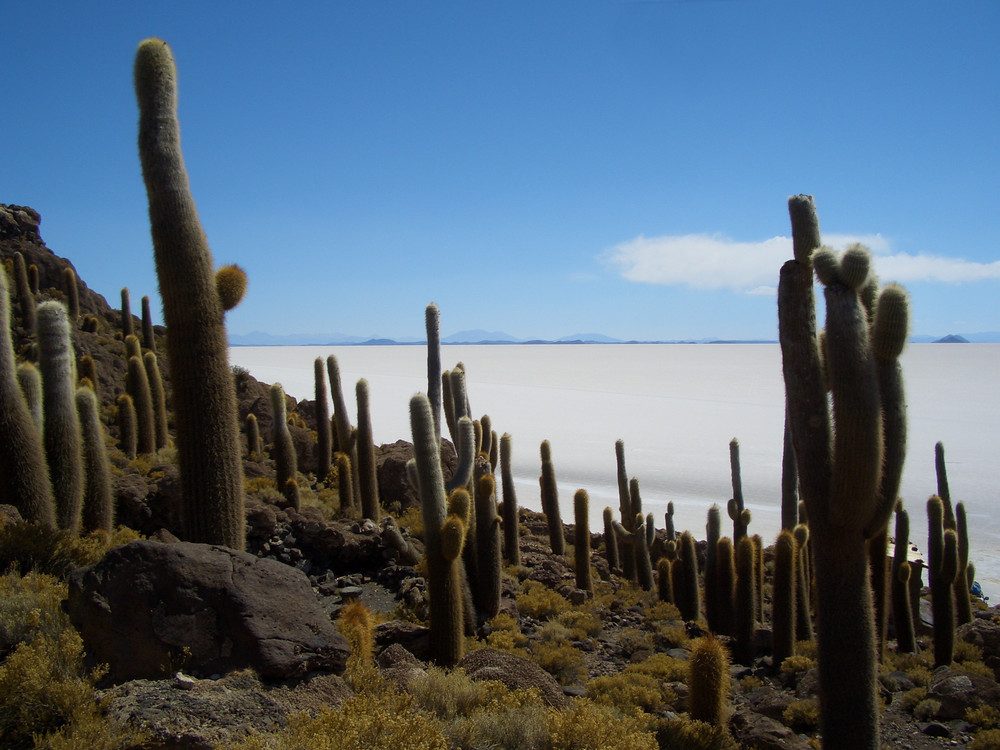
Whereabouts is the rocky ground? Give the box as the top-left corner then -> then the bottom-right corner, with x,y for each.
3,203 -> 1000,749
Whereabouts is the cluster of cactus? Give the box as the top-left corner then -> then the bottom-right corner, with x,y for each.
134,38 -> 246,549
726,439 -> 751,540
778,195 -> 910,749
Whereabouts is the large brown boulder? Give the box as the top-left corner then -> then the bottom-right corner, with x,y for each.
66,539 -> 350,683
459,647 -> 568,708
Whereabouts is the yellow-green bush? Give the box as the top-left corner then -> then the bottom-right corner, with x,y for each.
531,640 -> 586,685
0,521 -> 140,578
653,717 -> 738,750
779,654 -> 817,676
557,609 -> 602,639
972,729 -> 1000,750
445,686 -> 550,749
616,627 -> 654,656
899,686 -> 927,713
586,672 -> 676,714
235,689 -> 448,750
547,699 -> 657,750
408,667 -> 491,722
626,652 -> 689,683
968,705 -> 1000,729
517,580 -> 569,619
0,569 -> 67,655
782,698 -> 820,731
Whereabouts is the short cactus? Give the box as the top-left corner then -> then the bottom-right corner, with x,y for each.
688,635 -> 731,728
603,506 -> 619,571
355,378 -> 380,522
120,287 -> 134,338
474,464 -> 502,616
664,500 -> 676,542
727,438 -> 749,540
539,440 -> 565,556
615,439 -> 636,581
772,529 -> 797,669
890,507 -> 916,653
269,383 -> 298,510
126,354 -> 155,456
245,413 -> 261,460
673,530 -> 701,622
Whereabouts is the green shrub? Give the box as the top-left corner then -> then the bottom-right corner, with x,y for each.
0,521 -> 141,578
547,699 -> 657,750
557,609 -> 602,639
531,640 -> 586,685
653,717 -> 738,750
0,569 -> 68,656
626,652 -> 689,683
408,667 -> 491,721
234,690 -> 449,750
587,672 -> 676,714
517,580 -> 570,619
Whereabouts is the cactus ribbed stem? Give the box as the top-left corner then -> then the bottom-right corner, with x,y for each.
500,433 -> 520,566
355,379 -> 380,522
314,358 -> 331,481
77,387 -> 113,534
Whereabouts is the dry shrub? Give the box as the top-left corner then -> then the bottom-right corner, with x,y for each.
968,705 -> 1000,729
586,671 -> 676,714
516,580 -> 569,619
408,667 -> 491,722
782,698 -> 820,731
531,640 -> 586,685
547,699 -> 657,750
654,717 -> 738,750
972,729 -> 1000,750
557,609 -> 602,639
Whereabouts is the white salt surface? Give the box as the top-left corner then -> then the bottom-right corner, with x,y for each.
230,343 -> 1000,600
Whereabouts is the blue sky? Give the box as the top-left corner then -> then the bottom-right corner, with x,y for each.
4,1 -> 999,341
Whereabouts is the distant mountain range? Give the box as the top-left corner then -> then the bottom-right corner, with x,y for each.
229,330 -> 1000,346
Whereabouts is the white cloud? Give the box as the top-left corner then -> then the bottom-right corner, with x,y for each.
604,232 -> 1000,290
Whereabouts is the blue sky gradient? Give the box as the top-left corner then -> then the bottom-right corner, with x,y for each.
4,1 -> 999,341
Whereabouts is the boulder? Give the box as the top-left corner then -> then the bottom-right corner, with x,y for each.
926,665 -> 1000,720
66,539 -> 350,683
459,647 -> 568,708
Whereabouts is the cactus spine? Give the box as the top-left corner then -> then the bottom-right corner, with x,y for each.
77,386 -> 113,534
135,38 -> 245,549
410,393 -> 467,666
78,355 -> 98,400
269,383 -> 299,510
335,451 -> 354,514
126,354 -> 155,456
144,351 -> 169,450
141,295 -> 156,352
37,301 -> 84,534
355,378 -> 380,522
0,268 -> 54,525
715,537 -> 736,638
688,635 -> 730,727
657,553 -> 674,604
500,433 -> 520,566
665,501 -> 676,542
927,495 -> 958,667
705,504 -> 722,632
779,196 -> 910,749
539,440 -> 565,556
314,358 -> 331,481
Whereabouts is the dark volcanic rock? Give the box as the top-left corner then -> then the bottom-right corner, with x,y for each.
66,539 -> 350,683
459,647 -> 569,708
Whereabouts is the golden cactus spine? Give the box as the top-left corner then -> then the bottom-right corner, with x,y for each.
355,378 -> 380,522
126,354 -> 155,455
573,489 -> 593,594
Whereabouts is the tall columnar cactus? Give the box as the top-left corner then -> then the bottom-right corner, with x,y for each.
63,267 -> 80,322
705,504 -> 722,632
135,38 -> 245,550
13,252 -> 35,331
269,383 -> 299,510
335,451 -> 355,514
245,412 -> 261,460
781,410 -> 799,530
116,393 -> 138,460
409,393 -> 468,666
688,635 -> 731,728
78,355 -> 98,400
752,534 -> 764,622
927,495 -> 958,667
772,529 -> 797,670
890,507 -> 916,653
314,358 -> 331,481
665,501 -> 676,542
16,361 -> 43,435
28,264 -> 39,296
76,386 -> 113,534
120,287 -> 134,338
734,535 -> 756,665
144,351 -> 169,450
327,355 -> 359,503
934,442 -> 956,529
355,378 -> 380,522
603,506 -> 619,571
539,440 -> 565,556
500,433 -> 520,566
0,269 -> 54,525
37,301 -> 84,534
615,439 -> 636,581
793,524 -> 813,643
657,552 -> 674,604
727,438 -> 749,540
673,530 -> 701,622
715,537 -> 736,638
425,303 -> 442,442
141,295 -> 156,352
474,463 -> 502,617
778,195 -> 911,749
124,334 -> 142,362
954,501 -> 973,626
126,354 -> 155,455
